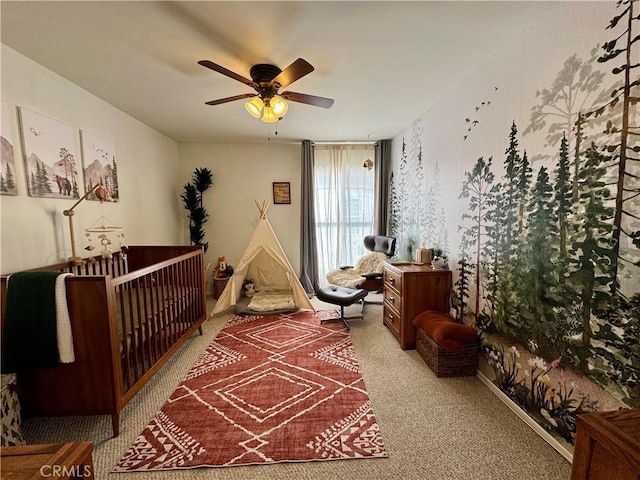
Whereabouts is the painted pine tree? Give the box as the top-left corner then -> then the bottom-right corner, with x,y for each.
521,166 -> 562,357
585,0 -> 640,295
492,122 -> 524,332
567,145 -> 615,372
555,134 -> 573,285
459,156 -> 498,326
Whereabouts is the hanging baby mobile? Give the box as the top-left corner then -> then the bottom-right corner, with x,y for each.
63,183 -> 124,264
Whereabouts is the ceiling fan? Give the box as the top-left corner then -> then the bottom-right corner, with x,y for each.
197,58 -> 334,122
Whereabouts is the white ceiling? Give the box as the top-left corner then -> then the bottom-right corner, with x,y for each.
1,1 -> 557,144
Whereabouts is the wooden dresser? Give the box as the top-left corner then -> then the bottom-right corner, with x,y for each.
571,408 -> 640,480
382,262 -> 452,350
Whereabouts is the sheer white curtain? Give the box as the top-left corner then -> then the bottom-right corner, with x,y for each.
313,144 -> 376,285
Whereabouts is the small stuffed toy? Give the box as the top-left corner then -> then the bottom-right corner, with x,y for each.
242,278 -> 256,297
216,257 -> 227,278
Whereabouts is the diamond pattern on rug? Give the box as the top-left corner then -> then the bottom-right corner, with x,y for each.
185,342 -> 246,381
113,310 -> 387,472
311,336 -> 360,372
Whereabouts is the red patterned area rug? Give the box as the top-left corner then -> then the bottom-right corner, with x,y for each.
113,310 -> 388,471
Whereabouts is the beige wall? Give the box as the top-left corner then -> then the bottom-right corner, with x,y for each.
177,142 -> 302,282
0,46 -> 181,273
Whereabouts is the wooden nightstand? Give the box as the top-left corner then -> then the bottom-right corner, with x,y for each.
1,442 -> 94,479
382,262 -> 452,350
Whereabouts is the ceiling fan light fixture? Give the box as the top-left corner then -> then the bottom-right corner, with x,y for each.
261,105 -> 279,123
245,97 -> 264,118
271,95 -> 288,117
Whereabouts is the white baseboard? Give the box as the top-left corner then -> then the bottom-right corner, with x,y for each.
476,371 -> 574,463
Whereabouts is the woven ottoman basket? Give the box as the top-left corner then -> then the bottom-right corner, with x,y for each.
415,327 -> 478,378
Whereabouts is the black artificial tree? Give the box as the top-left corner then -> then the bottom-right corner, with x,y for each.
181,168 -> 213,252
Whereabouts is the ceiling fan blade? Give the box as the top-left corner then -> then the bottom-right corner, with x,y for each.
198,60 -> 255,87
205,93 -> 256,106
271,58 -> 314,89
281,91 -> 334,108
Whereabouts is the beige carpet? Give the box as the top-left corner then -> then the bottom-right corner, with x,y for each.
21,294 -> 572,479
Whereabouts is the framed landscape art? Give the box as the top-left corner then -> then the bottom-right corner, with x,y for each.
19,107 -> 80,199
80,130 -> 119,202
1,101 -> 18,195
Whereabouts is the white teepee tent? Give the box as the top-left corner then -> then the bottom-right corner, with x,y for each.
211,201 -> 314,316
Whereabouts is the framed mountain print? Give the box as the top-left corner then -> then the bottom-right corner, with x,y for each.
19,107 -> 80,199
81,130 -> 119,202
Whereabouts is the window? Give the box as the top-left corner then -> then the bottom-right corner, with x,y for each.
313,145 -> 375,285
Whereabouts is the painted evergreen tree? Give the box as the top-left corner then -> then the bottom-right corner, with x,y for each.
567,145 -> 615,371
459,156 -> 498,326
493,122 -> 524,332
454,255 -> 473,324
30,171 -> 37,196
517,150 -> 533,233
555,134 -> 573,285
585,0 -> 640,295
0,175 -> 6,192
388,172 -> 401,237
4,163 -> 15,192
397,138 -> 411,257
484,182 -> 504,324
111,156 -> 119,199
520,166 -> 562,357
572,112 -> 586,202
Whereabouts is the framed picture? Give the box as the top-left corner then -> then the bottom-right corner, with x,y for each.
81,130 -> 119,202
19,107 -> 80,199
1,101 -> 18,195
272,182 -> 291,204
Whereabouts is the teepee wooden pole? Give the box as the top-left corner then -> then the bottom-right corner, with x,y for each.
255,200 -> 269,219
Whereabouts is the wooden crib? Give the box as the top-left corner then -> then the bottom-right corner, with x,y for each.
0,245 -> 207,437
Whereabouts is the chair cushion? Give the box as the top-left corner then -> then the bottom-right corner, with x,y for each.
412,311 -> 477,353
317,285 -> 368,306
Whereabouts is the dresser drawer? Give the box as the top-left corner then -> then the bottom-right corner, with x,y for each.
383,267 -> 403,291
383,304 -> 401,339
383,286 -> 402,313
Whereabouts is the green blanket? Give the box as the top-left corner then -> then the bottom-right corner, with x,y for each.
2,271 -> 60,373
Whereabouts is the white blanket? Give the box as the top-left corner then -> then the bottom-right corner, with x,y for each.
247,291 -> 296,312
55,273 -> 75,363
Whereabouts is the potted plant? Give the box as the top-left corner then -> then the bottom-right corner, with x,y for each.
181,168 -> 213,252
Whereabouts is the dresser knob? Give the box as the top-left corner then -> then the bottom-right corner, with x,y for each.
389,297 -> 395,303
389,278 -> 395,285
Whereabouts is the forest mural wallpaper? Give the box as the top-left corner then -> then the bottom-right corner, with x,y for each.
389,1 -> 638,454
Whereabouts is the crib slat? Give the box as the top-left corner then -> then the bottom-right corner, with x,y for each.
117,285 -> 132,390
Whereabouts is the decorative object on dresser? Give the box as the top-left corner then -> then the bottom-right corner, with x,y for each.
570,408 -> 640,480
413,248 -> 434,265
382,262 -> 452,350
413,310 -> 478,377
0,245 -> 207,437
